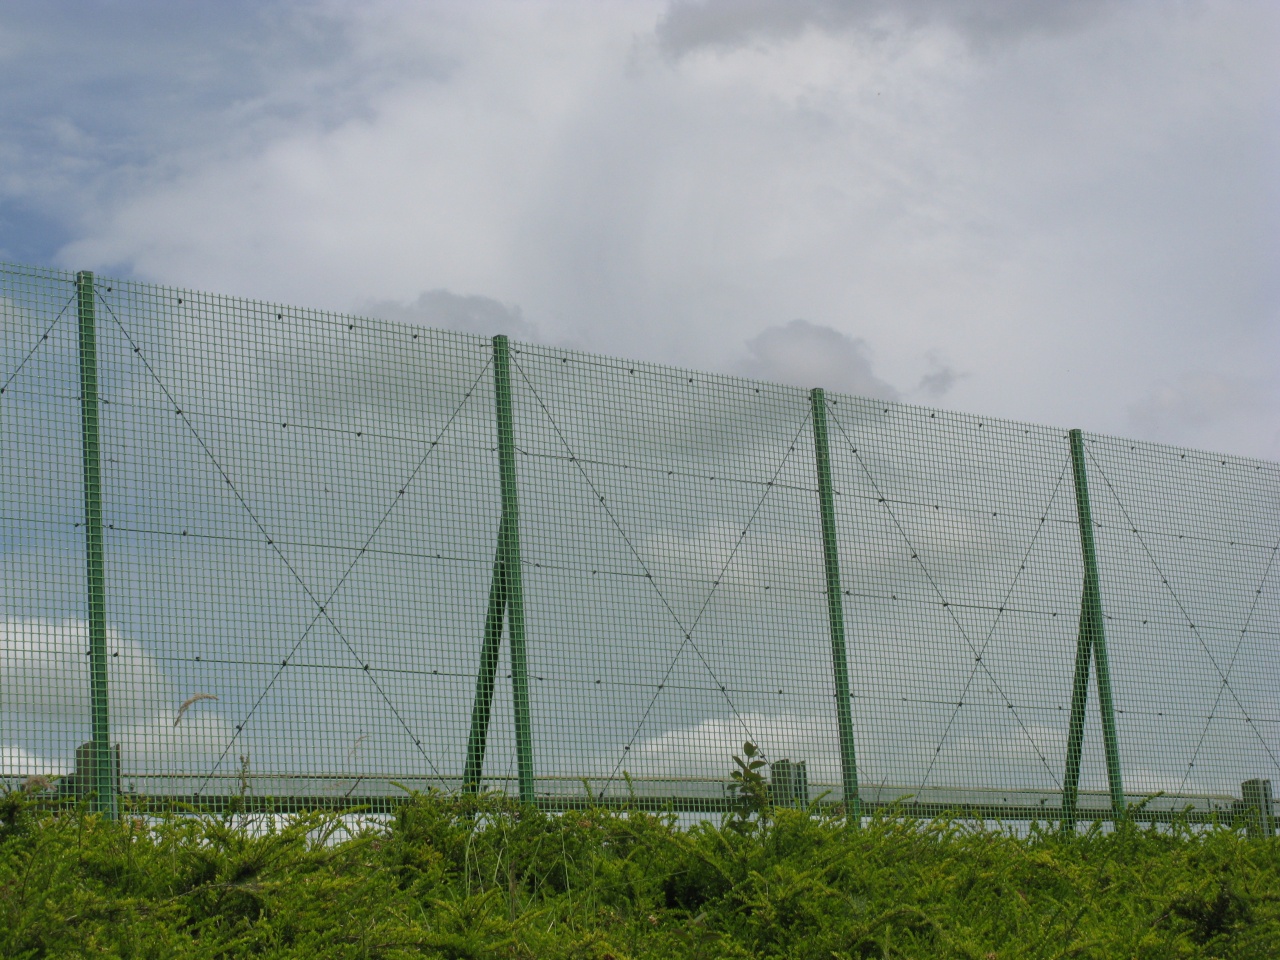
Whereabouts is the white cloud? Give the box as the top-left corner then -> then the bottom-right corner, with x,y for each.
1,618 -> 237,778
0,744 -> 67,778
22,1 -> 1270,458
631,712 -> 841,780
116,714 -> 241,777
1,618 -> 165,724
362,289 -> 537,341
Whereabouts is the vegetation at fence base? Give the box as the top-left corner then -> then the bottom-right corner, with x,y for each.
2,788 -> 1278,959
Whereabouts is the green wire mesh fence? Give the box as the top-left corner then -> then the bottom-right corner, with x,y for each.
2,262 -> 1277,831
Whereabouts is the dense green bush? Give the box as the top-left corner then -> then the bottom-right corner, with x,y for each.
2,786 -> 1277,958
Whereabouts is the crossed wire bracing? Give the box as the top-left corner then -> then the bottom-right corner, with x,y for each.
1078,447 -> 1280,784
825,406 -> 1067,790
508,355 -> 822,785
94,288 -> 491,790
3,263 -> 1279,810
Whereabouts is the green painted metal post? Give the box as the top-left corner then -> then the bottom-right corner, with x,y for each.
1061,600 -> 1093,829
493,336 -> 535,804
1062,429 -> 1125,827
463,534 -> 508,793
76,271 -> 115,819
809,389 -> 861,823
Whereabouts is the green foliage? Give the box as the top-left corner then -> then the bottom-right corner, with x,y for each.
727,741 -> 771,834
1,785 -> 1278,958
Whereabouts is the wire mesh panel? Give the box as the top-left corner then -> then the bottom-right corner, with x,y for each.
501,345 -> 832,807
1,259 -> 1277,825
823,399 -> 1092,816
1081,435 -> 1280,805
1,266 -> 87,790
90,279 -> 498,809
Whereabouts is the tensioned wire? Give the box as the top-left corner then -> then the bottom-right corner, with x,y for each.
5,262 -> 1278,816
0,291 -> 76,397
1076,442 -> 1280,785
94,288 -> 491,789
913,455 -> 1073,792
1177,533 -> 1279,788
825,403 -> 1064,788
599,412 -> 815,784
1084,445 -> 1277,738
509,353 -> 817,783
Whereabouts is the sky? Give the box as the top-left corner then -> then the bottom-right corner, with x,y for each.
3,1 -> 1278,796
1,0 -> 1277,460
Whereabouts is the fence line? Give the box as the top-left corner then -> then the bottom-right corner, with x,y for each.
1,261 -> 1277,831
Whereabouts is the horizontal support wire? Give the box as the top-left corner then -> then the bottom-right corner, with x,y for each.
917,458 -> 1072,792
1080,443 -> 1280,783
825,407 -> 1063,789
5,263 -> 1278,821
94,291 -> 487,789
509,355 -> 815,782
0,290 -> 76,395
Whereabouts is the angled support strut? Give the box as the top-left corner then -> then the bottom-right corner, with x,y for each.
463,336 -> 534,803
1062,428 -> 1124,829
810,389 -> 861,824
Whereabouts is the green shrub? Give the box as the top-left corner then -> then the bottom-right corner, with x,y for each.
1,786 -> 1277,958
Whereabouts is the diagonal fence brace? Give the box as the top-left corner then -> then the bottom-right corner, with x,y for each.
463,336 -> 534,802
1062,428 -> 1125,829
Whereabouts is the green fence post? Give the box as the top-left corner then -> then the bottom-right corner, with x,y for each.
493,335 -> 535,804
809,389 -> 860,824
1061,601 -> 1092,830
76,271 -> 115,819
1062,429 -> 1125,828
463,538 -> 507,794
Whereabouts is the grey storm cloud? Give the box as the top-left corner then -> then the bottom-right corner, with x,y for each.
656,0 -> 1121,54
917,354 -> 962,400
736,320 -> 900,400
1127,371 -> 1280,455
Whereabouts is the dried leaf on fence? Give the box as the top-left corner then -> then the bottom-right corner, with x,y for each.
174,693 -> 218,726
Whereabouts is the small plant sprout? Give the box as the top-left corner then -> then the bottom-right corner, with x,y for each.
728,740 -> 771,832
